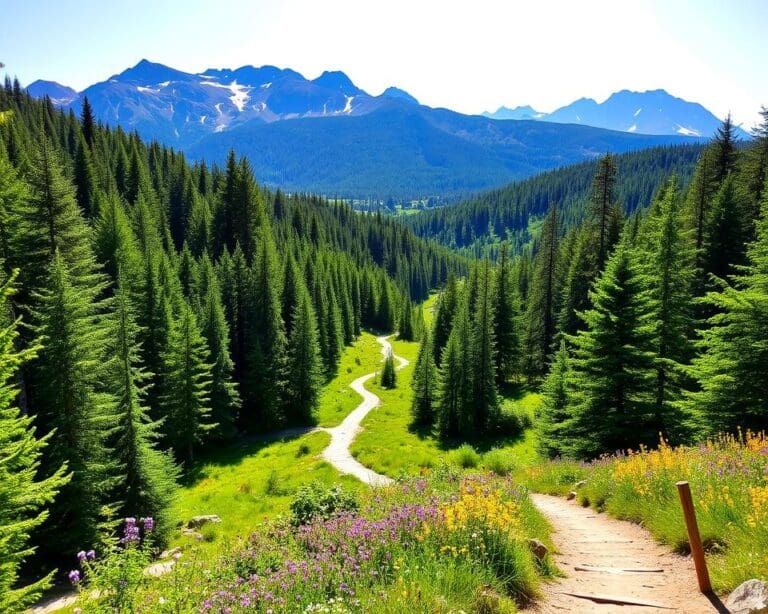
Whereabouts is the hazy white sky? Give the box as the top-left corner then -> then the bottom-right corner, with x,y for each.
2,0 -> 766,128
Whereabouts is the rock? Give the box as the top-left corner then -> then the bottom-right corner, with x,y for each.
567,491 -> 577,500
725,579 -> 768,614
575,480 -> 587,489
187,514 -> 221,529
180,527 -> 203,540
159,546 -> 181,559
527,538 -> 549,561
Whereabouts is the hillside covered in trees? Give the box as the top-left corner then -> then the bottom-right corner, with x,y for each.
410,111 -> 768,459
0,82 -> 467,608
405,144 -> 705,255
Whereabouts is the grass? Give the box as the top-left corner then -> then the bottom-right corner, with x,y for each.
171,430 -> 361,552
316,331 -> 383,427
518,432 -> 768,591
351,336 -> 543,477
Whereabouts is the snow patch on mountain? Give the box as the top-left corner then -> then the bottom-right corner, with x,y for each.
634,108 -> 642,117
675,124 -> 701,137
627,124 -> 637,132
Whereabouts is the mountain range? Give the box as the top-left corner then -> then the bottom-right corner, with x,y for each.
483,89 -> 750,139
26,60 -> 711,199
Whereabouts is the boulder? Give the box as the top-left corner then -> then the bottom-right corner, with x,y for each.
567,491 -> 577,500
159,546 -> 181,560
725,580 -> 768,614
526,538 -> 549,561
187,514 -> 221,529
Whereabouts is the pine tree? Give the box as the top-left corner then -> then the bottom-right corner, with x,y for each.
0,271 -> 68,612
636,179 -> 696,441
380,350 -> 397,389
80,97 -> 96,149
411,329 -> 438,427
199,261 -> 240,440
105,274 -> 178,541
29,252 -> 117,559
398,297 -> 415,341
492,243 -> 521,383
431,272 -> 458,365
471,258 -> 498,431
682,193 -> 768,434
72,135 -> 97,217
0,151 -> 29,270
557,225 -> 598,337
93,192 -> 143,292
523,203 -> 560,378
565,236 -> 656,458
589,153 -> 622,267
161,303 -> 215,466
705,176 -> 747,282
712,113 -> 739,185
536,340 -> 571,458
437,296 -> 473,437
284,282 -> 323,424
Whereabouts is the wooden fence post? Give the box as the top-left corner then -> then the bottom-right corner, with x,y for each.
676,480 -> 712,593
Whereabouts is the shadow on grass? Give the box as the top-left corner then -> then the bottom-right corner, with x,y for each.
181,426 -> 319,487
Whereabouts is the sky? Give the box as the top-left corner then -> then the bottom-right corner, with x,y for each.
1,0 -> 766,128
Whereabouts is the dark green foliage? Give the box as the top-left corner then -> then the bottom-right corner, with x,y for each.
536,341 -> 571,458
106,276 -> 178,542
29,252 -> 117,559
492,243 -> 521,383
431,272 -> 458,364
284,282 -> 323,425
411,330 -> 437,427
471,258 -> 498,431
563,237 -> 656,459
398,297 -> 416,341
380,350 -> 397,389
0,272 -> 68,612
682,195 -> 768,434
589,153 -> 623,268
160,303 -> 215,466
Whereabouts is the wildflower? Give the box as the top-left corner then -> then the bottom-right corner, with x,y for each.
142,516 -> 155,532
68,569 -> 81,585
76,550 -> 87,563
86,549 -> 96,560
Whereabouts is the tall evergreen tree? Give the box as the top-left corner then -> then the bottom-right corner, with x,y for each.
536,340 -> 571,458
398,297 -> 415,341
431,272 -> 458,365
80,97 -> 96,149
471,258 -> 498,431
380,350 -> 397,389
411,329 -> 437,427
564,237 -> 656,458
284,282 -> 323,425
682,193 -> 768,434
589,153 -> 622,267
105,275 -> 178,541
29,252 -> 117,559
492,242 -> 521,383
0,271 -> 68,612
161,304 -> 214,465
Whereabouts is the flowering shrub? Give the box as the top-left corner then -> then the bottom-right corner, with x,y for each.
519,430 -> 768,590
69,474 -> 553,613
69,517 -> 155,613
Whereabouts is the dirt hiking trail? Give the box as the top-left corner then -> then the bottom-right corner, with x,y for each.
531,494 -> 727,613
320,334 -> 408,486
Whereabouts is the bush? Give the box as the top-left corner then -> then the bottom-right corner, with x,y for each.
290,483 -> 359,526
452,444 -> 481,468
483,448 -> 515,476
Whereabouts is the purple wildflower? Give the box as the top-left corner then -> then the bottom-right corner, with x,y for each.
68,569 -> 80,585
76,551 -> 86,563
141,516 -> 155,532
86,549 -> 96,560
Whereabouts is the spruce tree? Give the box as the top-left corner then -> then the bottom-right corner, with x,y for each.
432,272 -> 458,365
471,258 -> 498,431
492,243 -> 521,383
105,274 -> 178,541
161,303 -> 215,466
398,297 -> 415,341
565,236 -> 656,458
589,153 -> 622,267
636,179 -> 696,441
72,135 -> 97,217
537,340 -> 571,458
80,96 -> 96,149
0,271 -> 68,612
199,261 -> 240,440
29,252 -> 117,559
411,329 -> 438,427
380,350 -> 397,389
682,193 -> 768,434
438,295 -> 473,437
284,282 -> 323,424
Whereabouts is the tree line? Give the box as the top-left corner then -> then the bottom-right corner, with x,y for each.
411,112 -> 768,458
0,83 -> 464,609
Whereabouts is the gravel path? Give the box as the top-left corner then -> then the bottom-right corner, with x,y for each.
320,335 -> 408,486
531,494 -> 727,613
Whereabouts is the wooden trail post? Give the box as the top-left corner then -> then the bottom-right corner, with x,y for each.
676,481 -> 712,593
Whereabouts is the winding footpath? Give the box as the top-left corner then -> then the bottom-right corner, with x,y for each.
319,335 -> 408,486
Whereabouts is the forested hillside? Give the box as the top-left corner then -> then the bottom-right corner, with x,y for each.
405,144 -> 704,254
411,110 -> 768,459
0,83 -> 465,607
